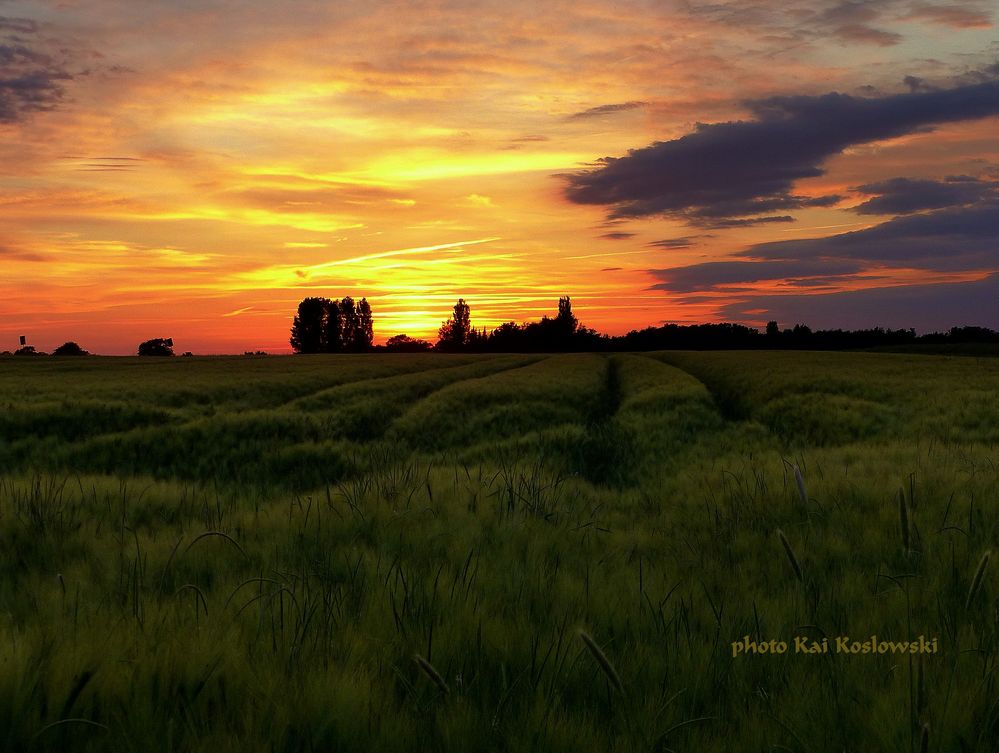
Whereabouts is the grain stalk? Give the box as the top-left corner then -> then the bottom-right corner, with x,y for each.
578,630 -> 624,693
898,487 -> 911,553
916,656 -> 925,720
965,550 -> 990,610
776,529 -> 804,582
413,654 -> 449,694
793,465 -> 807,504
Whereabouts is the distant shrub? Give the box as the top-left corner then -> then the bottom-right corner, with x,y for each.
53,341 -> 88,356
138,338 -> 175,356
385,334 -> 433,352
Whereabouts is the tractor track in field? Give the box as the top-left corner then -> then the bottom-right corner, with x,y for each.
268,356 -> 507,411
327,355 -> 547,443
384,355 -> 552,436
641,352 -> 750,422
569,354 -> 632,486
11,356 -> 546,482
588,354 -> 623,425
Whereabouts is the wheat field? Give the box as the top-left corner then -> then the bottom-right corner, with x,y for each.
1,351 -> 997,752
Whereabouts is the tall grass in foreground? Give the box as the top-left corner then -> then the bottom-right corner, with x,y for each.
0,352 -> 997,752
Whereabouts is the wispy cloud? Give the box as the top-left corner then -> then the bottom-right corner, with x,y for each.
567,101 -> 646,120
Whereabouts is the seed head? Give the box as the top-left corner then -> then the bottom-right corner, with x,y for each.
412,654 -> 449,694
578,630 -> 624,693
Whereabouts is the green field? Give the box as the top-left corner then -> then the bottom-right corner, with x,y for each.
1,351 -> 998,752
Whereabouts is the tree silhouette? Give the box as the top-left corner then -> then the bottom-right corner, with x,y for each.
53,341 -> 88,356
138,338 -> 174,356
321,298 -> 343,353
290,297 -> 327,353
555,296 -> 578,337
385,334 -> 432,352
356,298 -> 374,351
339,297 -> 359,352
437,298 -> 471,351
290,295 -> 375,353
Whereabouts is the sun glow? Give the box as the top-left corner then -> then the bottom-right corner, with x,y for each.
2,0 -> 997,353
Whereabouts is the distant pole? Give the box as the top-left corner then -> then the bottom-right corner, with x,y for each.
19,335 -> 26,346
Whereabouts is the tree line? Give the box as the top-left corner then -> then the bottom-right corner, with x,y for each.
289,295 -> 999,354
5,298 -> 997,357
287,295 -> 603,353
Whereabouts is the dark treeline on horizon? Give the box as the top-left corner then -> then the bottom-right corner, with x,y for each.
293,295 -> 999,354
5,297 -> 999,357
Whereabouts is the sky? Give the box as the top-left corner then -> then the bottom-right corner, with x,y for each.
1,0 -> 998,354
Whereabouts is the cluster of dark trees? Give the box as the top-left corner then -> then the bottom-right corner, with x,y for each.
431,296 -> 603,353
614,322 -> 999,351
6,341 -> 89,356
289,296 -> 374,353
4,338 -> 189,356
8,300 -> 996,358
287,295 -> 599,354
138,338 -> 175,356
415,298 -> 999,353
282,293 -> 999,354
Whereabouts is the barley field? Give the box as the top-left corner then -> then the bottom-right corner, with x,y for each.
1,351 -> 998,752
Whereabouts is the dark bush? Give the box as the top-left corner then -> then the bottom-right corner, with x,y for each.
138,338 -> 175,356
53,341 -> 88,356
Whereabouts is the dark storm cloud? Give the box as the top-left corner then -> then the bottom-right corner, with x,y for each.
0,16 -> 38,34
647,191 -> 999,295
852,176 -> 997,214
903,75 -> 935,92
745,200 -> 999,269
0,43 -> 51,67
0,20 -> 73,123
718,273 -> 999,331
0,70 -> 70,121
648,259 -> 865,292
567,101 -> 646,120
564,74 -> 999,222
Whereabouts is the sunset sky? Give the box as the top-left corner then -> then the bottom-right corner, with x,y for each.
2,0 -> 998,354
